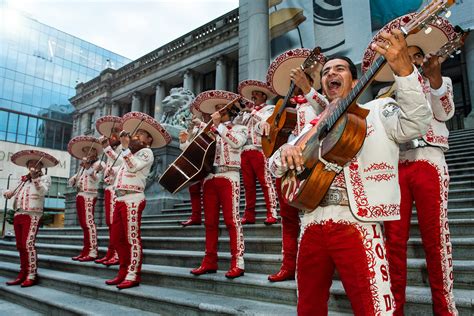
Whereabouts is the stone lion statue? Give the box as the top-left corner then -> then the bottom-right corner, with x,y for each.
160,87 -> 195,128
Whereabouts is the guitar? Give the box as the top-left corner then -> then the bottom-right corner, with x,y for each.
377,25 -> 469,99
159,97 -> 244,194
261,47 -> 327,158
281,0 -> 456,212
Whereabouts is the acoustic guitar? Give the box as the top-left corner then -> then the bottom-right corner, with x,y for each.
281,0 -> 456,212
261,47 -> 327,158
159,97 -> 243,194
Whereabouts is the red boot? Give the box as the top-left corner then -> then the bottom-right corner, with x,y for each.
78,255 -> 97,262
95,256 -> 109,264
6,276 -> 25,286
225,267 -> 244,279
181,218 -> 202,227
264,216 -> 278,225
190,265 -> 218,276
103,257 -> 119,266
71,254 -> 83,261
21,278 -> 38,287
241,217 -> 255,225
117,280 -> 140,290
105,276 -> 125,285
268,268 -> 295,282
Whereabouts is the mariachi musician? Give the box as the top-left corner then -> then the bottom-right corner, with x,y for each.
362,15 -> 459,315
236,80 -> 278,226
189,90 -> 248,279
68,136 -> 105,262
178,107 -> 211,227
105,111 -> 171,290
3,150 -> 59,287
264,48 -> 328,282
95,115 -> 123,266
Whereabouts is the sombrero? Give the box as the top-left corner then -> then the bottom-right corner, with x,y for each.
122,111 -> 171,148
192,90 -> 245,114
238,80 -> 277,101
95,115 -> 123,137
361,13 -> 457,82
67,135 -> 103,160
266,48 -> 327,96
11,150 -> 59,168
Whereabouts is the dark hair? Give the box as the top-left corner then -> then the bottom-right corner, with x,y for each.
321,56 -> 358,80
408,45 -> 425,57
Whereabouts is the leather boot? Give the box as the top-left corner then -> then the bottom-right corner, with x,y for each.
268,269 -> 295,282
225,267 -> 244,279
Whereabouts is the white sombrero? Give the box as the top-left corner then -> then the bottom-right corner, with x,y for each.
11,150 -> 59,168
122,111 -> 171,148
362,13 -> 457,82
67,135 -> 103,160
266,48 -> 327,96
192,90 -> 244,114
95,115 -> 123,137
238,80 -> 277,101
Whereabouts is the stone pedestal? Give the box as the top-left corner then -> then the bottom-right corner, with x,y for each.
143,124 -> 189,214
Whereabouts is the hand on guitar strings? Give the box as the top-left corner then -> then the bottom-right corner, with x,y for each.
280,144 -> 304,172
421,52 -> 443,89
211,111 -> 222,127
260,121 -> 271,136
119,130 -> 131,149
178,130 -> 189,143
371,29 -> 413,78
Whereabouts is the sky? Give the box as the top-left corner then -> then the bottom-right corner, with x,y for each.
4,0 -> 239,60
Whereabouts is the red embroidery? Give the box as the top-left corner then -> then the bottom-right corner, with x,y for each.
363,162 -> 395,173
367,124 -> 374,137
425,126 -> 448,145
365,174 -> 396,182
332,172 -> 346,188
348,159 -> 399,219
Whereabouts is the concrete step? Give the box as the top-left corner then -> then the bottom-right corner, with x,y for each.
0,254 -> 472,315
448,167 -> 474,176
449,180 -> 474,190
448,188 -> 474,200
10,230 -> 474,261
0,275 -> 158,316
446,154 -> 474,165
447,197 -> 474,210
0,261 -> 301,316
450,173 -> 474,183
410,218 -> 474,238
0,297 -> 42,316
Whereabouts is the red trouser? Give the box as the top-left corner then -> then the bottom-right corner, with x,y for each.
111,197 -> 146,282
202,175 -> 245,269
103,187 -> 118,260
14,213 -> 41,280
76,194 -> 98,257
241,149 -> 277,221
275,177 -> 300,272
297,219 -> 394,315
188,180 -> 203,222
385,160 -> 457,315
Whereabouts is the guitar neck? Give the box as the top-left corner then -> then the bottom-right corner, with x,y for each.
326,55 -> 387,130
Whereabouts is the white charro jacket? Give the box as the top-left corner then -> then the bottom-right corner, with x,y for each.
7,175 -> 51,213
103,144 -> 124,189
237,104 -> 275,151
270,68 -> 432,222
213,122 -> 248,168
113,147 -> 153,196
382,76 -> 454,152
68,160 -> 105,196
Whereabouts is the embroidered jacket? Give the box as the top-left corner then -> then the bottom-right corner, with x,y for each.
269,67 -> 432,222
113,147 -> 153,193
103,145 -> 123,187
213,122 -> 248,168
7,175 -> 51,213
238,104 -> 275,151
68,160 -> 105,194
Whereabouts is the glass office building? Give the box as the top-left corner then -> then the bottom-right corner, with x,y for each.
0,6 -> 130,224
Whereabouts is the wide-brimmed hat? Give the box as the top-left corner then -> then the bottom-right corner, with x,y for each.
362,13 -> 457,82
238,80 -> 277,101
122,112 -> 171,148
266,48 -> 327,96
95,115 -> 123,137
67,135 -> 103,160
11,149 -> 59,168
192,90 -> 246,114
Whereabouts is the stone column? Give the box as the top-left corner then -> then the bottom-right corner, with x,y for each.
131,91 -> 143,112
111,101 -> 120,117
462,35 -> 474,129
215,56 -> 227,90
247,0 -> 269,81
154,81 -> 166,122
142,95 -> 150,116
80,112 -> 89,133
183,69 -> 195,93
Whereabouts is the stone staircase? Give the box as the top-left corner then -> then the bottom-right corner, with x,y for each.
0,129 -> 474,315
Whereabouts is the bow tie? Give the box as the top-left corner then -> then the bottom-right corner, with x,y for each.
290,95 -> 308,105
